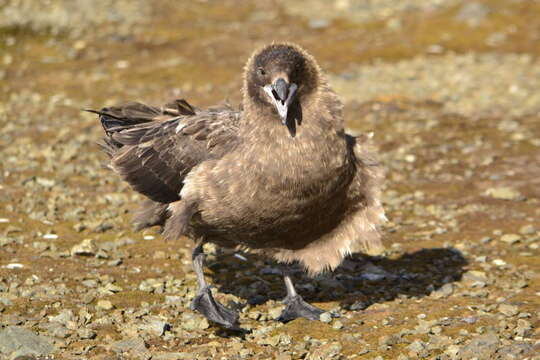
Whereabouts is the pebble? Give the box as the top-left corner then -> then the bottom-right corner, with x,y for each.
493,259 -> 507,267
71,239 -> 97,256
484,187 -> 522,200
332,320 -> 344,330
458,333 -> 499,358
111,336 -> 148,354
96,300 -> 114,310
498,304 -> 519,317
268,307 -> 283,320
519,224 -> 536,235
500,234 -> 521,244
4,263 -> 24,269
319,312 -> 332,323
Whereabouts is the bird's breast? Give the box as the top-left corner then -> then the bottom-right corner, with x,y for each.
190,129 -> 353,239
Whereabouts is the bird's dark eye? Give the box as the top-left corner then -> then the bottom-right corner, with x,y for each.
257,67 -> 266,76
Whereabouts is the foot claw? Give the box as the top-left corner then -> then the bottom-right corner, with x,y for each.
277,295 -> 324,323
191,286 -> 240,329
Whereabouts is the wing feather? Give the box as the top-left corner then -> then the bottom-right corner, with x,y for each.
94,100 -> 240,204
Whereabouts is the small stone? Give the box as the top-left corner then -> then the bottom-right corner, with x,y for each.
153,251 -> 167,260
431,283 -> 453,298
500,234 -> 521,244
140,317 -> 170,337
111,336 -> 147,354
96,300 -> 114,310
332,320 -> 344,330
379,334 -> 400,346
519,224 -> 536,235
0,326 -> 54,357
498,304 -> 519,317
484,187 -> 522,200
404,154 -> 416,163
407,340 -> 425,353
458,333 -> 499,358
77,328 -> 96,339
455,2 -> 490,27
493,259 -> 507,266
181,312 -> 209,331
463,270 -> 488,287
462,316 -> 478,324
268,307 -> 283,320
308,18 -> 329,29
71,239 -> 97,256
515,319 -> 532,337
319,312 -> 332,323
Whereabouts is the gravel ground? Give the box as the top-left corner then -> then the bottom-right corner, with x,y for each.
330,53 -> 540,118
276,0 -> 461,25
1,0 -> 539,359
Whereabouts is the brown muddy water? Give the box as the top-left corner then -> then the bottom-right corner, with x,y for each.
0,0 -> 539,359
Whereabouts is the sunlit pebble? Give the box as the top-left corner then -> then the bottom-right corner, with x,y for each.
493,259 -> 507,266
143,235 -> 155,240
43,234 -> 58,240
0,218 -> 9,223
4,263 -> 24,269
405,154 -> 416,163
116,60 -> 130,69
234,253 -> 248,261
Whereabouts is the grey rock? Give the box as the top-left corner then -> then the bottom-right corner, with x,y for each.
332,320 -> 343,330
407,339 -> 425,353
498,304 -> 519,317
111,336 -> 147,354
431,283 -> 453,298
77,328 -> 96,340
139,317 -> 170,336
41,322 -> 71,339
0,326 -> 54,357
519,224 -> 536,235
455,2 -> 490,27
180,312 -> 209,331
515,319 -> 532,337
308,18 -> 329,29
319,312 -> 332,323
152,352 -> 192,360
48,309 -> 75,325
458,333 -> 500,359
70,238 -> 97,256
500,234 -> 521,244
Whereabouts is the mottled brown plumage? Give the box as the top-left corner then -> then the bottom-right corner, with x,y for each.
90,43 -> 385,327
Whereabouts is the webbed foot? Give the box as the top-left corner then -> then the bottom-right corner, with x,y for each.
277,294 -> 324,322
191,286 -> 240,329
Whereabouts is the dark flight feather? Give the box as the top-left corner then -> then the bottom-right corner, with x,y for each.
90,100 -> 240,205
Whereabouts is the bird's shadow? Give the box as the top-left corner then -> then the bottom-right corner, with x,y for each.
206,247 -> 467,310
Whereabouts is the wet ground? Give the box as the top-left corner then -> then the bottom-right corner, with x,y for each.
1,0 -> 539,359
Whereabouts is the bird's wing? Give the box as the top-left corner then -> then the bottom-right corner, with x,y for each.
94,100 -> 240,204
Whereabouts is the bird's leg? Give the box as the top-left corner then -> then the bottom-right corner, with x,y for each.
277,271 -> 324,322
190,242 -> 239,329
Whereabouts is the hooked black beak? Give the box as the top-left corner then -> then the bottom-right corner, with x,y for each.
263,78 -> 298,125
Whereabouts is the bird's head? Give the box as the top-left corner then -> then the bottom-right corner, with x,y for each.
244,43 -> 320,130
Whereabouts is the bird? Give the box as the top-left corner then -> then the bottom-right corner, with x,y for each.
88,42 -> 386,329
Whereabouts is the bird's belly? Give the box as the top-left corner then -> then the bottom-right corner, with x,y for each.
193,164 -> 352,249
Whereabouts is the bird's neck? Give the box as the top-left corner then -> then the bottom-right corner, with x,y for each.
241,89 -> 339,137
